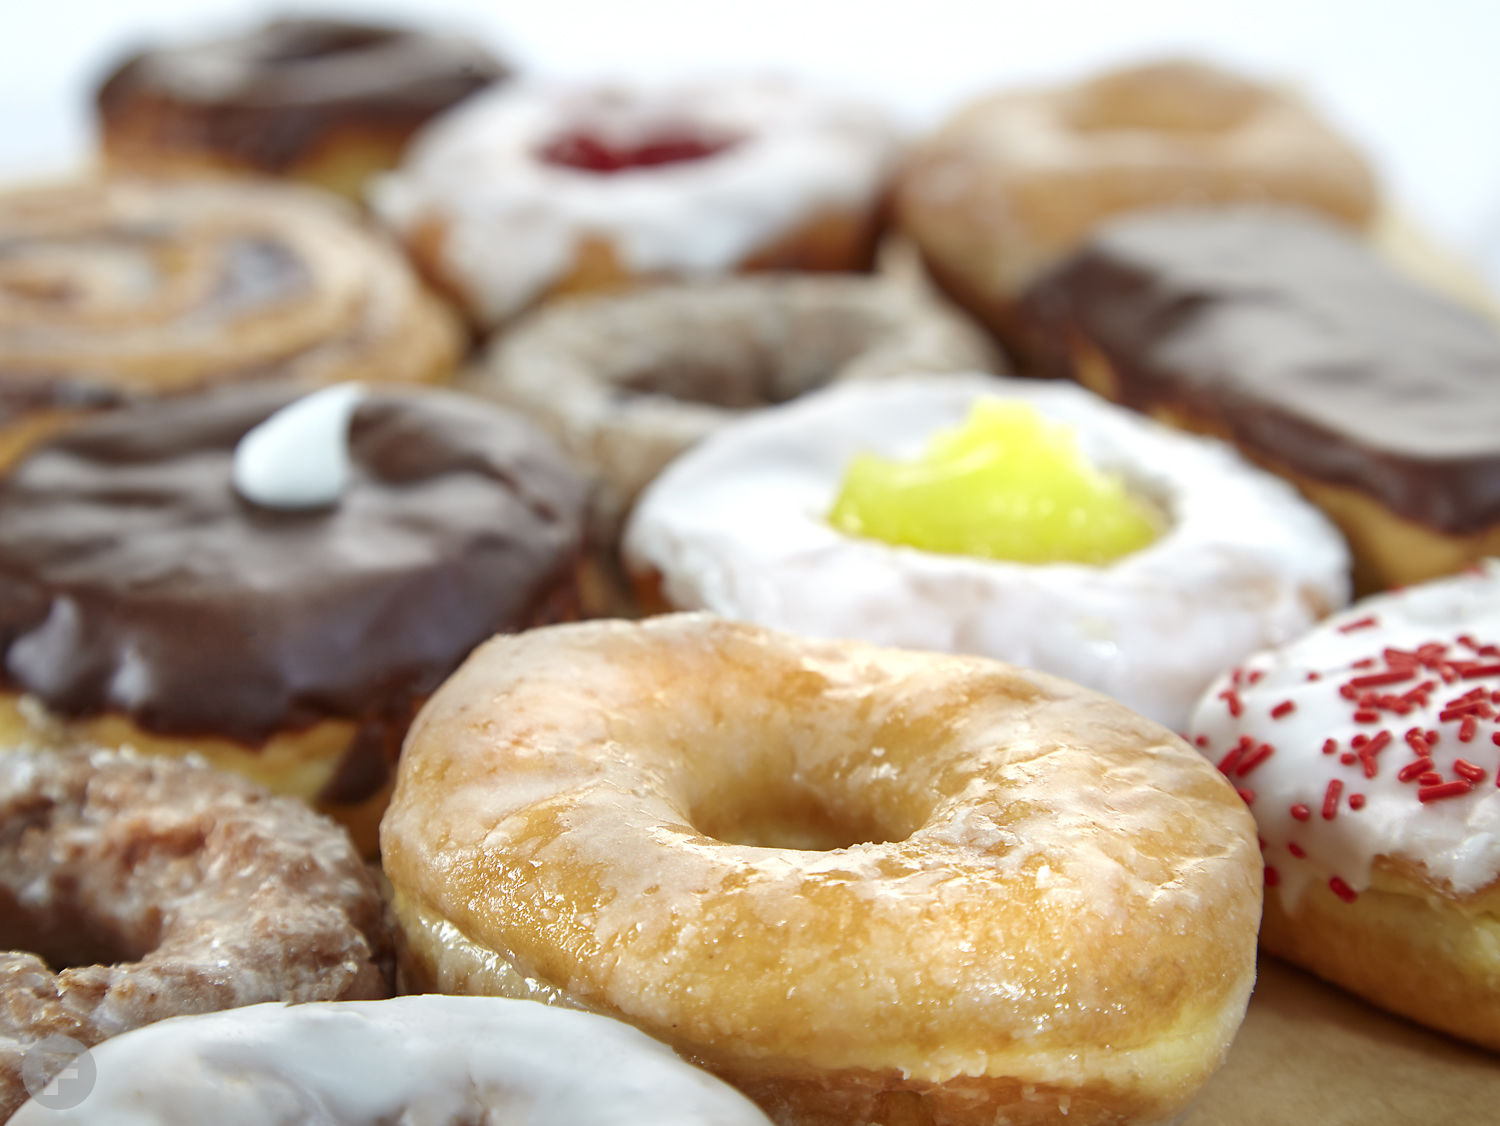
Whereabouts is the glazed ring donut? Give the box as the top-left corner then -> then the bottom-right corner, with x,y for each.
95,17 -> 509,199
622,374 -> 1350,734
0,748 -> 392,1120
373,77 -> 899,328
894,59 -> 1377,345
1188,561 -> 1500,1050
10,997 -> 773,1125
381,614 -> 1263,1126
477,275 -> 999,540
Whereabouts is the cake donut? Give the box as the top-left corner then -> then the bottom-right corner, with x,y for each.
1188,562 -> 1500,1050
373,77 -> 899,328
477,275 -> 999,541
96,17 -> 509,199
1018,207 -> 1500,593
622,374 -> 1349,734
0,178 -> 461,466
0,383 -> 587,853
0,747 -> 391,1120
381,614 -> 1263,1126
10,996 -> 773,1125
895,59 -> 1376,347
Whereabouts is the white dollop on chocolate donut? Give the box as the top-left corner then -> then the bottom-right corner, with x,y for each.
622,373 -> 1350,732
232,382 -> 365,510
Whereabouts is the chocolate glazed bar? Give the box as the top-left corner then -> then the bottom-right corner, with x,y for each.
1016,207 -> 1500,592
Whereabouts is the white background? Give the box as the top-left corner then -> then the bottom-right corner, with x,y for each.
4,0 -> 1499,282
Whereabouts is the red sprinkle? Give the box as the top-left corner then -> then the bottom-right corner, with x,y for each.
1454,759 -> 1487,784
1419,771 -> 1444,786
1322,738 -> 1338,756
1288,842 -> 1306,858
1194,734 -> 1209,749
1405,730 -> 1431,757
1397,759 -> 1433,783
1352,709 -> 1381,723
1236,743 -> 1275,776
1235,787 -> 1256,805
1217,740 -> 1250,774
1264,865 -> 1281,887
1338,615 -> 1378,633
1419,780 -> 1474,803
1270,699 -> 1296,719
1290,803 -> 1312,822
1322,779 -> 1344,820
1349,793 -> 1367,810
1363,730 -> 1392,756
1306,671 -> 1321,682
1347,669 -> 1416,688
1339,752 -> 1358,766
1458,661 -> 1500,679
1459,715 -> 1479,743
1219,688 -> 1244,718
1329,876 -> 1358,903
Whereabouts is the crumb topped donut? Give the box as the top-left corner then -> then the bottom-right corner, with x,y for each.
1189,562 -> 1500,1049
0,747 -> 391,1119
96,17 -> 510,199
10,996 -> 773,1125
374,77 -> 899,327
382,614 -> 1263,1126
623,374 -> 1349,733
0,384 -> 586,852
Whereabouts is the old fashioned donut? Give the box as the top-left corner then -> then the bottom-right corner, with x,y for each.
0,384 -> 586,853
382,614 -> 1263,1126
0,747 -> 391,1119
373,77 -> 899,328
10,996 -> 773,1125
477,275 -> 998,541
1188,561 -> 1500,1050
0,177 -> 461,465
96,17 -> 509,199
622,374 -> 1349,733
895,59 -> 1377,346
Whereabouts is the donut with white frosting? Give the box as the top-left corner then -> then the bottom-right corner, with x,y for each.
373,77 -> 899,327
1188,562 -> 1500,1049
622,374 -> 1349,733
9,996 -> 773,1125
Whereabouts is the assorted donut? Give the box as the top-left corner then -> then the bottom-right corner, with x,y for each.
2,15 -> 1497,1125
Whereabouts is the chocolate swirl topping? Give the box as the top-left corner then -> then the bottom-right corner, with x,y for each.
1019,208 -> 1500,535
0,385 -> 587,745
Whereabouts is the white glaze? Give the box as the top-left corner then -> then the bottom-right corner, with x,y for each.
231,383 -> 365,510
372,77 -> 899,325
10,996 -> 772,1126
622,374 -> 1349,733
1188,562 -> 1500,910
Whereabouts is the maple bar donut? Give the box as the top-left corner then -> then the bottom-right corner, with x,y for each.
622,374 -> 1348,734
895,59 -> 1376,347
0,384 -> 586,853
0,177 -> 461,466
0,747 -> 391,1120
373,77 -> 900,328
96,17 -> 510,200
1019,207 -> 1500,593
1188,562 -> 1500,1050
10,996 -> 774,1126
477,274 -> 999,541
382,614 -> 1262,1126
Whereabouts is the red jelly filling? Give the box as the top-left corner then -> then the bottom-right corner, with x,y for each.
538,130 -> 739,173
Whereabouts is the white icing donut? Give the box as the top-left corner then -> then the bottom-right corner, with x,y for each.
9,996 -> 773,1126
1187,561 -> 1500,910
622,374 -> 1349,732
372,77 -> 899,326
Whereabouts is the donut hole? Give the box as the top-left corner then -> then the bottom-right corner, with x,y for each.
0,884 -> 160,971
689,778 -> 907,851
538,129 -> 742,174
1064,64 -> 1262,136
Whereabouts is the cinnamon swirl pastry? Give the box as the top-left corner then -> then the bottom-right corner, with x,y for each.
0,178 -> 462,465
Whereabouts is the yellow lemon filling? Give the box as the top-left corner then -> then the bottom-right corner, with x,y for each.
828,400 -> 1160,565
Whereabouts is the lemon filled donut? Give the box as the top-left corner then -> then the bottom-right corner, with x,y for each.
477,274 -> 998,542
0,178 -> 461,465
895,59 -> 1376,347
623,374 -> 1349,734
0,383 -> 586,853
95,17 -> 510,200
10,996 -> 774,1126
1189,562 -> 1500,1051
0,747 -> 391,1120
382,614 -> 1262,1126
373,77 -> 899,328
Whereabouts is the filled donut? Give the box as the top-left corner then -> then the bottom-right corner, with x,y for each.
95,17 -> 509,199
622,374 -> 1348,733
1189,561 -> 1500,1051
373,77 -> 899,327
0,747 -> 392,1119
382,614 -> 1263,1126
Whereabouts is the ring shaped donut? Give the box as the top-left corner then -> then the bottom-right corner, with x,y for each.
381,614 -> 1262,1126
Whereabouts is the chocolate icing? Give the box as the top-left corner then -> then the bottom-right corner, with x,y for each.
1018,208 -> 1500,534
96,18 -> 510,171
0,385 -> 586,756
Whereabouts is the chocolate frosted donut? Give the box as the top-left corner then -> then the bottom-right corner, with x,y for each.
0,384 -> 587,851
0,747 -> 392,1120
96,18 -> 509,199
1018,207 -> 1500,592
0,178 -> 462,466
